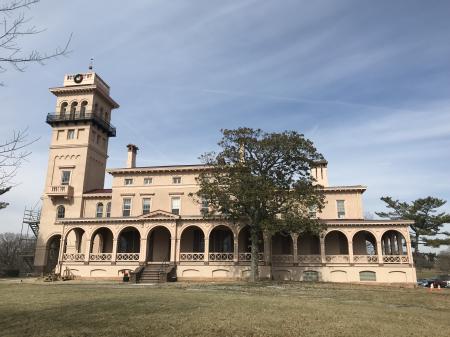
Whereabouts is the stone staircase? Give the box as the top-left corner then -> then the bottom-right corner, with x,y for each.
137,264 -> 176,284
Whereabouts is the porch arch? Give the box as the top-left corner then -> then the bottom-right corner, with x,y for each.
381,230 -> 406,255
352,230 -> 377,255
90,227 -> 114,253
117,226 -> 140,253
63,227 -> 86,254
44,234 -> 61,273
147,226 -> 171,262
238,226 -> 264,253
298,232 -> 321,255
209,225 -> 234,253
324,230 -> 349,255
180,225 -> 205,253
271,232 -> 293,255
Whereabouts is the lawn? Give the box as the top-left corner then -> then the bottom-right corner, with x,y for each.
0,280 -> 449,337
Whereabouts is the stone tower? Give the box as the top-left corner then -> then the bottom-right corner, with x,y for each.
34,72 -> 119,274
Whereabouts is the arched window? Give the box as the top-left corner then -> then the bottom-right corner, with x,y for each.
80,101 -> 88,117
96,203 -> 104,218
70,101 -> 78,117
106,202 -> 111,218
60,102 -> 68,117
57,205 -> 65,219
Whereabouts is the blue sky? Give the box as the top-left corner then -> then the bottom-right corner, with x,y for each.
1,1 -> 449,250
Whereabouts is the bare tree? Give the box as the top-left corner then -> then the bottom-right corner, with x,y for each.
0,0 -> 71,83
0,232 -> 21,271
0,128 -> 37,209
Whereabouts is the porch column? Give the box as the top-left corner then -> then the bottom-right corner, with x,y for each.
376,239 -> 383,265
406,238 -> 413,266
170,238 -> 177,263
111,239 -> 118,263
139,238 -> 147,263
57,230 -> 66,274
84,239 -> 91,263
292,233 -> 298,264
390,235 -> 396,255
204,238 -> 209,263
348,240 -> 354,265
263,234 -> 271,265
397,234 -> 404,255
233,235 -> 238,263
320,235 -> 326,264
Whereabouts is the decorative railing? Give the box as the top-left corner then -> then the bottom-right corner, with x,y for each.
209,252 -> 234,261
298,255 -> 322,264
382,255 -> 409,264
238,252 -> 264,262
116,253 -> 140,261
89,253 -> 112,262
325,255 -> 350,263
272,254 -> 294,264
62,253 -> 85,261
46,112 -> 116,137
47,185 -> 74,198
353,255 -> 378,263
180,252 -> 205,261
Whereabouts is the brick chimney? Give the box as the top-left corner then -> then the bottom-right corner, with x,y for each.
126,144 -> 138,168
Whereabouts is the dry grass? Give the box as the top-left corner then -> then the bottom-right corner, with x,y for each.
0,279 -> 449,337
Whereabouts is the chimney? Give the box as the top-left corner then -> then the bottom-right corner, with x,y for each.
126,144 -> 139,168
312,159 -> 328,187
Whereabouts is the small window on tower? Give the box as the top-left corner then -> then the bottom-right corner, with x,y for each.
337,200 -> 346,219
106,202 -> 111,218
124,178 -> 133,185
172,176 -> 181,184
67,129 -> 75,140
142,198 -> 151,215
61,171 -> 71,185
144,177 -> 153,185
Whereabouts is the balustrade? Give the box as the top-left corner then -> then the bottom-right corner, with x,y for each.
89,253 -> 112,262
325,255 -> 350,263
179,252 -> 205,261
238,252 -> 264,262
209,252 -> 234,261
62,253 -> 85,261
297,255 -> 322,264
382,255 -> 409,264
353,255 -> 378,263
272,254 -> 294,264
116,253 -> 140,261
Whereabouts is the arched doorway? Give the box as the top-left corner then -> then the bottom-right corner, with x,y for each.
298,232 -> 321,263
324,231 -> 349,263
271,232 -> 293,264
90,227 -> 114,261
147,226 -> 171,262
209,225 -> 234,261
117,227 -> 141,261
63,228 -> 86,262
381,230 -> 408,263
45,235 -> 61,273
237,226 -> 264,262
353,231 -> 378,263
179,226 -> 204,261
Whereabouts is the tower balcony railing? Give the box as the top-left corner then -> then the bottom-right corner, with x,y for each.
47,185 -> 74,198
46,111 -> 116,137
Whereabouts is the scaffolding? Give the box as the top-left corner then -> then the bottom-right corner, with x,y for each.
19,207 -> 41,274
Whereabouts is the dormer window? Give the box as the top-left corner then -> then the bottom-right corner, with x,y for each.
172,176 -> 181,184
144,177 -> 153,185
124,178 -> 133,185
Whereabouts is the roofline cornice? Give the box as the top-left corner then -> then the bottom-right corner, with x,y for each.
49,85 -> 119,108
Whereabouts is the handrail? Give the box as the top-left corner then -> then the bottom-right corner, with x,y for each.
46,111 -> 116,137
130,266 -> 145,283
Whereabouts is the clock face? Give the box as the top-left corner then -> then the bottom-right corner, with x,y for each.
74,74 -> 84,84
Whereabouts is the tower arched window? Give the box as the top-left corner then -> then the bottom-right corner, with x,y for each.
96,202 -> 104,218
70,101 -> 78,117
106,202 -> 111,218
80,101 -> 88,117
60,102 -> 68,117
57,205 -> 65,219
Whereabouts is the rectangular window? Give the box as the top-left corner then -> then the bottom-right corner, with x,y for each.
57,130 -> 64,140
106,202 -> 111,218
337,200 -> 345,219
308,205 -> 317,219
142,198 -> 151,215
171,197 -> 181,215
143,177 -> 153,185
124,178 -> 133,185
201,197 -> 209,215
172,176 -> 181,184
122,198 -> 132,217
61,170 -> 71,185
67,129 -> 75,140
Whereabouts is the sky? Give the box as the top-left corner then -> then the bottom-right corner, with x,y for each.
1,0 -> 449,251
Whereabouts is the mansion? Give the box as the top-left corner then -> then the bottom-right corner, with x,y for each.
34,71 -> 416,284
